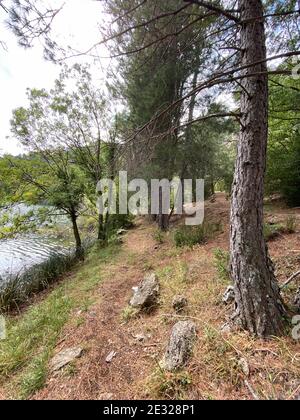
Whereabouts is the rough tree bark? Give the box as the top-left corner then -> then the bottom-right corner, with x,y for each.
70,211 -> 83,259
230,0 -> 286,337
158,186 -> 169,231
97,212 -> 105,241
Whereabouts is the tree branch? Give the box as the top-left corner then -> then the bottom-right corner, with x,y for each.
183,0 -> 240,23
0,0 -> 8,13
123,51 -> 300,146
174,112 -> 241,131
281,271 -> 300,289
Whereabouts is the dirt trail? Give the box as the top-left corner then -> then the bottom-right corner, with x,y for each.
34,218 -> 165,400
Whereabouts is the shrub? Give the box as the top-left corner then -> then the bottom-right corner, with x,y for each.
120,305 -> 138,323
263,223 -> 288,241
213,248 -> 230,282
107,213 -> 134,234
147,368 -> 192,399
152,229 -> 164,244
263,217 -> 297,242
174,222 -> 222,248
285,215 -> 297,234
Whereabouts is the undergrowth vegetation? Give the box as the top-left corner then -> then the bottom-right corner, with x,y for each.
174,222 -> 222,248
213,248 -> 230,283
147,367 -> 192,399
263,216 -> 297,241
0,252 -> 77,312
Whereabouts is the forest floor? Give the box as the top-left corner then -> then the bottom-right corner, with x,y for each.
0,193 -> 300,400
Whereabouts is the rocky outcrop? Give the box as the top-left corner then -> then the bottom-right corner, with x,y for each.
161,321 -> 197,371
130,273 -> 159,311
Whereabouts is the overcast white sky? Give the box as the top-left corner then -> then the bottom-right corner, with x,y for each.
0,0 -> 109,155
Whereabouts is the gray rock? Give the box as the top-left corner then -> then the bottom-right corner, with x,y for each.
50,346 -> 83,372
162,321 -> 197,371
98,392 -> 113,400
130,273 -> 159,311
105,350 -> 117,363
267,216 -> 279,225
132,333 -> 147,342
172,295 -> 188,313
117,228 -> 127,236
238,357 -> 250,377
222,285 -> 235,305
220,322 -> 232,334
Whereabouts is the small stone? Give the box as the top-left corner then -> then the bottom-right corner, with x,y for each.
222,286 -> 235,305
130,273 -> 160,311
294,287 -> 300,311
105,350 -> 117,363
98,392 -> 113,400
220,323 -> 232,334
50,347 -> 83,372
267,216 -> 279,225
238,358 -> 250,377
133,333 -> 146,342
161,321 -> 197,371
172,295 -> 188,313
117,229 -> 127,235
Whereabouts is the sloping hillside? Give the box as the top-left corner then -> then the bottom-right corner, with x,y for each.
1,194 -> 300,400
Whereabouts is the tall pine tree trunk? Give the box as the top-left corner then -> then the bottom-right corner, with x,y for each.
230,0 -> 286,337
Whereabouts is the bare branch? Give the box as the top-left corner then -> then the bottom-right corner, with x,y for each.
122,51 -> 300,145
281,270 -> 300,289
174,112 -> 241,131
0,0 -> 9,13
110,0 -> 148,24
183,0 -> 240,23
63,2 -> 193,59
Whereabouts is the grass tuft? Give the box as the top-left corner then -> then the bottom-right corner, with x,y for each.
213,248 -> 230,283
285,215 -> 297,234
174,222 -> 222,248
0,243 -> 95,312
120,305 -> 139,323
147,367 -> 192,399
152,229 -> 165,244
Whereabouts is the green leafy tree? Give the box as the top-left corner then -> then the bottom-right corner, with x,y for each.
10,87 -> 86,257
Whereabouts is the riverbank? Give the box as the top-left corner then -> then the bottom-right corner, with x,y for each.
0,194 -> 300,400
0,243 -> 121,399
0,207 -> 99,311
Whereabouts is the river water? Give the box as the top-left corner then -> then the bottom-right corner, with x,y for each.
0,235 -> 68,281
0,204 -> 70,284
